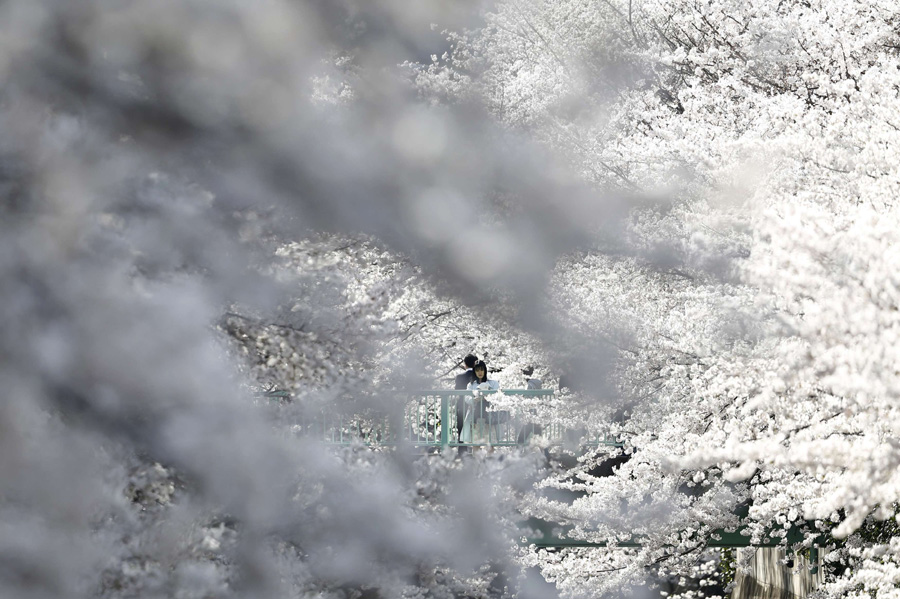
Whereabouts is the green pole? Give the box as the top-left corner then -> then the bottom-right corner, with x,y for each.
440,394 -> 449,452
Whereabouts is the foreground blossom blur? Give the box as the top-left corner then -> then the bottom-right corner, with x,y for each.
2,1 -> 900,598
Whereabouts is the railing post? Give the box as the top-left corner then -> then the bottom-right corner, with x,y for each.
440,393 -> 450,452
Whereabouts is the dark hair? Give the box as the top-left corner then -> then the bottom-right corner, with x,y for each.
472,360 -> 488,383
522,366 -> 534,376
463,354 -> 477,369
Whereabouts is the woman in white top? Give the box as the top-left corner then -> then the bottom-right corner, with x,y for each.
462,360 -> 500,445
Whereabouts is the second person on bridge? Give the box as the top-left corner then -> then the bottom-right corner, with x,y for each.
462,360 -> 502,446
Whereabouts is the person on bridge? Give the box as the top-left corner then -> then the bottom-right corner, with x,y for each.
463,360 -> 501,445
454,354 -> 479,390
523,365 -> 542,390
453,354 -> 478,449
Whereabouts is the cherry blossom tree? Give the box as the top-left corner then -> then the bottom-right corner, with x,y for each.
5,0 -> 900,598
412,0 -> 900,596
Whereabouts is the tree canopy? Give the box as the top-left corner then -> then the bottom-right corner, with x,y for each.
2,0 -> 900,598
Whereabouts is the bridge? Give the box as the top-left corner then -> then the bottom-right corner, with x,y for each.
265,389 -> 611,450
529,521 -> 824,552
266,388 -> 826,568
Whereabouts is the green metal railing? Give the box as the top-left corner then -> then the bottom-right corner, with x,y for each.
271,389 -> 613,451
529,522 -> 824,548
412,389 -> 563,449
527,521 -> 823,571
